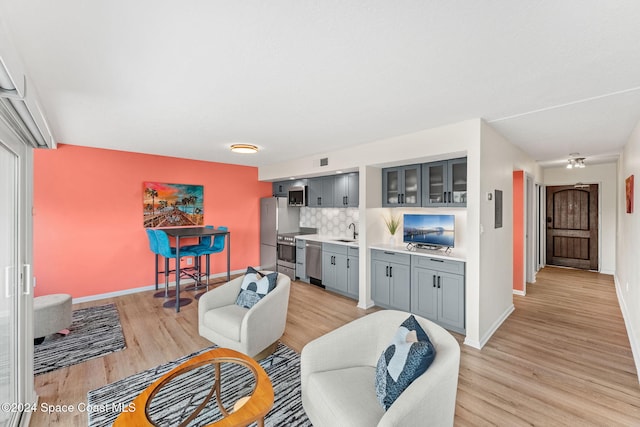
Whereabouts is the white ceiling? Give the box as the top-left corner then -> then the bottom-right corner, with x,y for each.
3,1 -> 640,168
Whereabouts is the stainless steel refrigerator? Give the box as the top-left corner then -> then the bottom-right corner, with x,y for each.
260,197 -> 300,271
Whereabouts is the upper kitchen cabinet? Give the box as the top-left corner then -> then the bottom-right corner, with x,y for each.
307,173 -> 359,208
422,157 -> 467,207
273,179 -> 307,198
272,180 -> 291,197
307,176 -> 334,207
382,165 -> 421,207
334,173 -> 359,207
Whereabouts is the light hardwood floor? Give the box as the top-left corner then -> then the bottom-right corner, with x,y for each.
30,267 -> 640,426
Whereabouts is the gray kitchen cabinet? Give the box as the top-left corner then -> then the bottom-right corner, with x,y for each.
273,179 -> 307,199
411,255 -> 465,333
422,157 -> 467,207
322,243 -> 348,294
371,250 -> 411,311
347,247 -> 359,297
382,165 -> 421,207
296,239 -> 308,282
308,176 -> 334,207
323,243 -> 359,299
334,173 -> 359,207
272,180 -> 290,197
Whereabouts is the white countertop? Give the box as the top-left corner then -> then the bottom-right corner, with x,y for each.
295,234 -> 359,247
369,243 -> 466,262
296,234 -> 465,261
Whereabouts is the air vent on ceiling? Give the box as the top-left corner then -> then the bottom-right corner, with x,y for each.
320,157 -> 328,167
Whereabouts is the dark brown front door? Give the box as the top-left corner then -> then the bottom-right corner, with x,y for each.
546,184 -> 598,270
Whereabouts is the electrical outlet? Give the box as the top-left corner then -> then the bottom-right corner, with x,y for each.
186,257 -> 193,266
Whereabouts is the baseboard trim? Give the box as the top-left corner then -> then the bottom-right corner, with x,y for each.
464,304 -> 515,350
513,289 -> 526,296
72,269 -> 246,304
614,274 -> 640,384
601,268 -> 615,276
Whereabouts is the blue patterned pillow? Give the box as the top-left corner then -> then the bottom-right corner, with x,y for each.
235,267 -> 278,309
375,315 -> 436,410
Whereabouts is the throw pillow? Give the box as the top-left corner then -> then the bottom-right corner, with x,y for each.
235,266 -> 278,309
375,315 -> 436,410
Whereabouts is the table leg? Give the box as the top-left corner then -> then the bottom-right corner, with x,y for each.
163,235 -> 192,311
176,237 -> 181,312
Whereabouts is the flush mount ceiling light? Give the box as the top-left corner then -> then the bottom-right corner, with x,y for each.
230,144 -> 258,154
566,153 -> 586,169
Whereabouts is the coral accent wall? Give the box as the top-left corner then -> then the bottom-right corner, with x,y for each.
33,144 -> 272,298
512,170 -> 524,292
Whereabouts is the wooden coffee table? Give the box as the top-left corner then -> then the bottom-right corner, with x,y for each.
114,348 -> 274,427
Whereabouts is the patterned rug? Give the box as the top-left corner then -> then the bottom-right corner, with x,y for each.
34,303 -> 126,375
87,343 -> 311,427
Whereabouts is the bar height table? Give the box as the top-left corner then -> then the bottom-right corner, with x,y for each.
163,227 -> 230,312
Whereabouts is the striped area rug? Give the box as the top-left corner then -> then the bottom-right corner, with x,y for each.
87,343 -> 311,427
34,303 -> 126,375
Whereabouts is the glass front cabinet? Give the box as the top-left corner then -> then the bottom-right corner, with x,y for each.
382,165 -> 422,207
422,157 -> 467,207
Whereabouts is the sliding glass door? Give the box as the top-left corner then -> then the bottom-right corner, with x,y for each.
0,129 -> 32,426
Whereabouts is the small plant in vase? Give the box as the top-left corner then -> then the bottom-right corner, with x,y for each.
384,214 -> 401,246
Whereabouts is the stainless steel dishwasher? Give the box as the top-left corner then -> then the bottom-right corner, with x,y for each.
305,240 -> 323,286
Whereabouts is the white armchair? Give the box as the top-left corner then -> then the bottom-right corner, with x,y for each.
198,272 -> 291,358
301,310 -> 460,427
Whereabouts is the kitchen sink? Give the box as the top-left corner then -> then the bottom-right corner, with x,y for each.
333,239 -> 357,243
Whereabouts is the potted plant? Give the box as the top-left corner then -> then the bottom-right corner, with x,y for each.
384,214 -> 401,245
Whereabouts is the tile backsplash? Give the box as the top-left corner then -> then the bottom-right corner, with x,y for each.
300,207 -> 359,236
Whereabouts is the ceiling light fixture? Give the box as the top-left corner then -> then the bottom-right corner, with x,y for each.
566,153 -> 586,169
230,144 -> 258,154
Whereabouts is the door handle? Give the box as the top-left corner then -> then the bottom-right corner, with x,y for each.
4,266 -> 12,299
23,264 -> 31,295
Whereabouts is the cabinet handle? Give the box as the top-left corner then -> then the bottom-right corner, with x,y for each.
347,259 -> 349,268
437,276 -> 441,288
433,275 -> 436,287
430,258 -> 444,263
317,197 -> 321,205
449,191 -> 452,203
389,266 -> 393,277
386,266 -> 389,277
343,196 -> 347,205
400,193 -> 404,204
383,251 -> 395,255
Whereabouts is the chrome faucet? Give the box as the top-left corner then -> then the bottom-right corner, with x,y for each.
348,223 -> 358,240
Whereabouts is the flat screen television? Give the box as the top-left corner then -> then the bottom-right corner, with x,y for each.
403,214 -> 455,248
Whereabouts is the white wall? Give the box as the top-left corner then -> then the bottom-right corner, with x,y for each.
543,163 -> 617,275
617,119 -> 640,380
470,121 -> 541,348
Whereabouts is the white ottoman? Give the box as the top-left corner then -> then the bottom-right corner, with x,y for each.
34,294 -> 72,344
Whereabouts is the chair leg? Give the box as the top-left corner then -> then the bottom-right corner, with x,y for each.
154,254 -> 159,290
164,258 -> 170,297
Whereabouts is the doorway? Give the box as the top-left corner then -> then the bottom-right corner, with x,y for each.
546,184 -> 599,270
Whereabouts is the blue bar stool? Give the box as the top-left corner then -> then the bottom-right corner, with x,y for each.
154,229 -> 199,308
145,228 -> 176,298
192,226 -> 228,298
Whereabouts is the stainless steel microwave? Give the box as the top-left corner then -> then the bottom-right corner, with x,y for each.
288,186 -> 306,206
